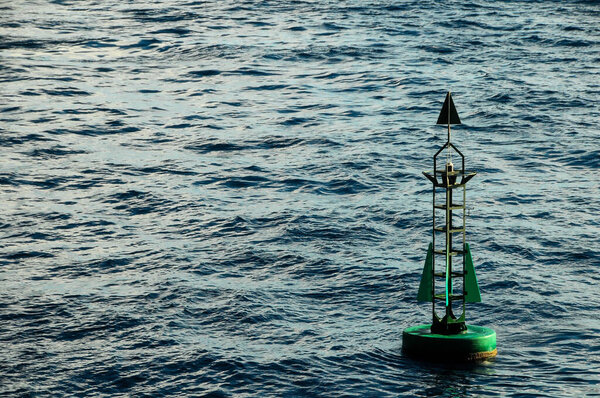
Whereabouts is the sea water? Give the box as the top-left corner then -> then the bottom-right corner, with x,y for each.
1,1 -> 599,396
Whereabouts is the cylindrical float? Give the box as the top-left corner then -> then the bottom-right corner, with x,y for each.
403,324 -> 496,361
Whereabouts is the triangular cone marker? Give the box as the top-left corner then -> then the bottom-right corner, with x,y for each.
417,243 -> 433,302
436,92 -> 461,125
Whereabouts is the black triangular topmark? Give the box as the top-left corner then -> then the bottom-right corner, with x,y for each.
436,92 -> 461,125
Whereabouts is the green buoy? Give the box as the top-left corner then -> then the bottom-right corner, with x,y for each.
403,92 -> 497,362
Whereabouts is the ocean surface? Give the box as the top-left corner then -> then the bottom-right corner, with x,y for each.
1,0 -> 600,396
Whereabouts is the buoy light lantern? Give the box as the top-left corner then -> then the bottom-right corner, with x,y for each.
402,92 -> 497,362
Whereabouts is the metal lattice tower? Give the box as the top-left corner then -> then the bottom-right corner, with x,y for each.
418,92 -> 481,335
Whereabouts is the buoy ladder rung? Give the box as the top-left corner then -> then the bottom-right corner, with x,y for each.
434,271 -> 464,278
434,294 -> 464,301
434,204 -> 465,210
434,249 -> 464,256
434,226 -> 464,234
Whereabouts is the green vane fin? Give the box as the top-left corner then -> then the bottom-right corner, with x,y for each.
417,243 -> 433,302
464,243 -> 481,303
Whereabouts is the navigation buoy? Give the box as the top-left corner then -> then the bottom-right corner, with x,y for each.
402,92 -> 497,362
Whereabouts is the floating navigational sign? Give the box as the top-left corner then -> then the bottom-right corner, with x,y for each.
402,92 -> 497,362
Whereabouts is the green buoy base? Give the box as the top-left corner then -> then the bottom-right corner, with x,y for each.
403,324 -> 497,362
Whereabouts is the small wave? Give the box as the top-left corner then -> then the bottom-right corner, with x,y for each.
226,67 -> 278,76
488,242 -> 537,261
245,84 -> 289,91
82,40 -> 117,48
0,38 -> 79,50
317,178 -> 373,195
559,150 -> 600,169
185,136 -> 339,154
322,22 -> 347,31
25,145 -> 86,159
165,123 -> 192,129
280,117 -> 313,126
554,39 -> 592,48
313,72 -> 342,80
1,106 -> 20,113
6,176 -> 68,190
103,190 -> 175,216
221,175 -> 272,189
258,136 -> 303,149
55,219 -> 114,230
279,178 -> 319,192
245,21 -> 274,28
209,215 -> 253,237
187,69 -> 221,78
120,38 -> 162,50
151,27 -> 192,36
489,93 -> 512,103
0,133 -> 54,147
35,88 -> 90,97
58,312 -> 141,340
133,166 -> 196,176
107,189 -> 146,201
122,8 -> 200,24
5,250 -> 55,260
46,125 -> 140,136
417,45 -> 456,54
185,140 -> 243,153
284,215 -> 384,243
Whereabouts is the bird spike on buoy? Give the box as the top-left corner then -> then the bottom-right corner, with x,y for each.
403,92 -> 497,362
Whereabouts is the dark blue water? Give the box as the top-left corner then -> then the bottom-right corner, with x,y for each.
1,1 -> 600,396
